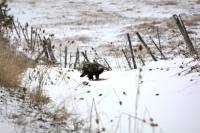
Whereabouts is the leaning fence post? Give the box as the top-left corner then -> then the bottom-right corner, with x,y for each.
81,51 -> 90,62
136,32 -> 157,61
18,22 -> 29,46
157,26 -> 161,52
64,46 -> 68,68
77,48 -> 80,70
104,58 -> 112,70
74,48 -> 79,69
69,52 -> 72,68
47,38 -> 56,63
172,14 -> 196,55
122,49 -> 132,69
138,54 -> 145,66
127,33 -> 137,69
12,21 -> 20,38
33,28 -> 37,51
31,27 -> 33,49
149,36 -> 166,59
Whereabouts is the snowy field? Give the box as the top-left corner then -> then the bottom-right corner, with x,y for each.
0,0 -> 200,133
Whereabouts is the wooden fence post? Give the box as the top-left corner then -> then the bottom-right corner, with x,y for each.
81,51 -> 90,62
64,46 -> 67,68
122,49 -> 132,69
136,32 -> 157,61
69,52 -> 72,68
127,33 -> 137,69
138,54 -> 145,66
173,14 -> 196,55
74,48 -> 80,69
18,22 -> 29,46
31,27 -> 33,50
47,38 -> 56,63
104,58 -> 112,70
12,21 -> 20,38
149,36 -> 166,59
33,28 -> 37,51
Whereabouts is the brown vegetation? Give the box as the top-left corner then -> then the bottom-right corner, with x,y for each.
0,33 -> 34,87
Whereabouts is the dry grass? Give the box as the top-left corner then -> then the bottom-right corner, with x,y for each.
148,1 -> 178,6
28,87 -> 51,106
183,14 -> 200,26
0,33 -> 34,87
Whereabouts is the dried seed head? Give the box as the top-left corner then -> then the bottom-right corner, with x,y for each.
134,48 -> 137,53
87,91 -> 90,93
23,87 -> 27,93
99,94 -> 102,96
138,44 -> 143,51
149,68 -> 152,71
123,92 -> 126,95
79,97 -> 84,100
25,22 -> 28,27
139,68 -> 142,72
150,123 -> 158,127
147,46 -> 151,51
180,65 -> 184,69
102,127 -> 106,131
82,81 -> 89,85
143,119 -> 146,123
95,118 -> 99,124
150,118 -> 153,121
119,101 -> 122,106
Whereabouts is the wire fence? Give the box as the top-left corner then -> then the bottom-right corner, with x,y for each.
6,13 -> 200,71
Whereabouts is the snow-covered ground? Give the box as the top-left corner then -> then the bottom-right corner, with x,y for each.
20,57 -> 200,133
1,0 -> 200,133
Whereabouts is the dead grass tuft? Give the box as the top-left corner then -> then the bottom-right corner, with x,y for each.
196,0 -> 200,4
183,15 -> 200,26
0,33 -> 34,87
28,87 -> 51,106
